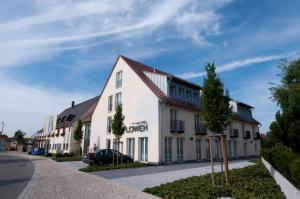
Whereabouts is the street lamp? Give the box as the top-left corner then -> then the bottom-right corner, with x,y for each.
1,122 -> 4,135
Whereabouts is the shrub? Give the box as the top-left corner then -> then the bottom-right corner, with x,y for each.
63,153 -> 70,157
45,153 -> 52,157
69,152 -> 74,157
55,153 -> 63,158
289,157 -> 300,187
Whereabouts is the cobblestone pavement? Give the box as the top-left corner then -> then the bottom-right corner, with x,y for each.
10,153 -> 159,199
94,160 -> 254,191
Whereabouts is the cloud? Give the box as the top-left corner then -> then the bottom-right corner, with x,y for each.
0,74 -> 94,136
178,52 -> 294,79
0,0 -> 231,68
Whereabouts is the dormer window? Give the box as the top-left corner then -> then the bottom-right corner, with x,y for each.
186,90 -> 192,101
194,92 -> 199,103
170,85 -> 176,96
178,87 -> 184,98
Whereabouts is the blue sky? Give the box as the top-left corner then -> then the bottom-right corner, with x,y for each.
0,0 -> 300,136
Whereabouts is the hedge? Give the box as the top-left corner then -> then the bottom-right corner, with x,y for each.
52,156 -> 82,162
261,146 -> 300,189
144,161 -> 285,199
79,162 -> 154,172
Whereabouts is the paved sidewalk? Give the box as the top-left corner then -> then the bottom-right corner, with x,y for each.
94,160 -> 254,191
10,153 -> 158,199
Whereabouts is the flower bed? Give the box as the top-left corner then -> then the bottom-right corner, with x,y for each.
79,162 -> 154,172
144,161 -> 285,199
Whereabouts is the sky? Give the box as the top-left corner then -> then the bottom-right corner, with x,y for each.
0,0 -> 300,137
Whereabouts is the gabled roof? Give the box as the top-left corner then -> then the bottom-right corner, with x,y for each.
56,96 -> 99,128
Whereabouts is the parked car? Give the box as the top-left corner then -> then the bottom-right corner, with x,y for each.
83,149 -> 134,166
31,147 -> 45,155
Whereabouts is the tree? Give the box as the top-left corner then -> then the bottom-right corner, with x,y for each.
112,104 -> 126,165
14,130 -> 26,144
74,120 -> 83,154
269,58 -> 300,153
201,63 -> 232,133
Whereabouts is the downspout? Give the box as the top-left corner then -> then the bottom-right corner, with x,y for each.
159,75 -> 172,164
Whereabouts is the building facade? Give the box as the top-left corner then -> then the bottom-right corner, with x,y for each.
89,56 -> 261,164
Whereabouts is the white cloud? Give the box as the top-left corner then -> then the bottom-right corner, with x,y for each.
0,74 -> 94,137
178,52 -> 294,79
0,0 -> 231,68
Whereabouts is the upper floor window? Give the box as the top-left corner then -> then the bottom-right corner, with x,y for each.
116,71 -> 123,88
194,114 -> 200,130
169,85 -> 176,96
186,90 -> 192,101
108,95 -> 113,112
107,117 -> 112,133
115,92 -> 122,108
170,109 -> 178,121
194,92 -> 199,103
178,87 -> 184,98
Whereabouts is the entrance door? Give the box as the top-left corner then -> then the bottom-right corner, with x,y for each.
196,138 -> 201,161
139,137 -> 148,162
177,138 -> 184,162
164,137 -> 172,163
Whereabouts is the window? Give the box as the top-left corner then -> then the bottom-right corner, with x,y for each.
116,71 -> 122,88
186,90 -> 192,101
170,109 -> 178,121
169,85 -> 176,95
127,138 -> 135,158
194,92 -> 199,103
106,139 -> 111,149
107,117 -> 112,133
178,87 -> 184,98
66,143 -> 68,150
108,95 -> 113,112
196,138 -> 201,160
139,137 -> 148,162
115,92 -> 122,108
164,137 -> 172,163
177,138 -> 184,162
194,114 -> 200,131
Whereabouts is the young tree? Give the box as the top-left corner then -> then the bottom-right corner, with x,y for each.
269,58 -> 300,153
74,120 -> 83,154
201,63 -> 232,133
112,104 -> 126,165
14,130 -> 26,144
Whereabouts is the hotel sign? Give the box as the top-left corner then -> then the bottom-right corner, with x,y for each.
126,121 -> 148,133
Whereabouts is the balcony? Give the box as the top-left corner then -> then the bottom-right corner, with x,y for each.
195,125 -> 207,135
243,131 -> 251,139
170,120 -> 185,133
253,132 -> 260,140
230,129 -> 239,138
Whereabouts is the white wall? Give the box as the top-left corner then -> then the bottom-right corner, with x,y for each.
90,57 -> 160,162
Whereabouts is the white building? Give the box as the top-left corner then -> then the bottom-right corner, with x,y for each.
89,56 -> 261,164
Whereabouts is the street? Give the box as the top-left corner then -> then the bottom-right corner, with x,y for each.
0,153 -> 34,199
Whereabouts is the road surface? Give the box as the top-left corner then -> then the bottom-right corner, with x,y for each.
0,153 -> 34,199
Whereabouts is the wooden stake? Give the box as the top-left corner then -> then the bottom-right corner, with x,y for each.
221,135 -> 229,184
209,137 -> 215,186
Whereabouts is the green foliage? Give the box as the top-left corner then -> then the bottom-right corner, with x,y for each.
74,120 -> 83,142
112,104 -> 126,140
144,162 -> 285,199
79,162 -> 153,172
269,58 -> 300,153
45,153 -> 52,157
262,146 -> 300,189
201,63 -> 232,133
14,130 -> 26,144
63,152 -> 70,157
54,153 -> 63,158
52,155 -> 82,162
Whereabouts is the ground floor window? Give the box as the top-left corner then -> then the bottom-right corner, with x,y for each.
234,140 -> 237,158
106,139 -> 111,149
113,139 -> 123,153
227,140 -> 232,158
214,140 -> 220,160
127,138 -> 135,158
196,138 -> 201,160
139,137 -> 148,162
205,140 -> 210,160
164,137 -> 172,163
244,143 -> 247,157
177,138 -> 184,162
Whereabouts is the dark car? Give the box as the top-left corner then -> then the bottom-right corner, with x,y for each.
31,147 -> 45,155
83,149 -> 133,166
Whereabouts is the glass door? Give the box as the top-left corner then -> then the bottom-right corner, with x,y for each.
196,138 -> 201,161
177,138 -> 184,162
164,137 -> 172,163
139,137 -> 148,162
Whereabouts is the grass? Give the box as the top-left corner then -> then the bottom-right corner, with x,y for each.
144,161 -> 285,199
248,158 -> 261,164
79,162 -> 154,172
52,156 -> 82,162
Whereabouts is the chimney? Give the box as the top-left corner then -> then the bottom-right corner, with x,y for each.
71,101 -> 75,108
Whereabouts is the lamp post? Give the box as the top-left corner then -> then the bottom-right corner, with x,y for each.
1,122 -> 4,135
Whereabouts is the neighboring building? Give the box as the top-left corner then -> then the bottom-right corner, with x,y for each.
89,56 -> 261,164
48,97 -> 99,154
0,134 -> 12,151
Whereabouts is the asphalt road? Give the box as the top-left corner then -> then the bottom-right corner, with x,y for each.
0,153 -> 34,199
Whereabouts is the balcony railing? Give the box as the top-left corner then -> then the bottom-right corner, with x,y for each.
170,120 -> 185,133
230,130 -> 239,138
195,125 -> 207,135
243,131 -> 251,139
253,132 -> 260,140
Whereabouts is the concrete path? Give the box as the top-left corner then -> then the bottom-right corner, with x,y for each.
60,161 -> 88,170
94,160 -> 254,191
10,153 -> 158,199
0,152 -> 34,199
